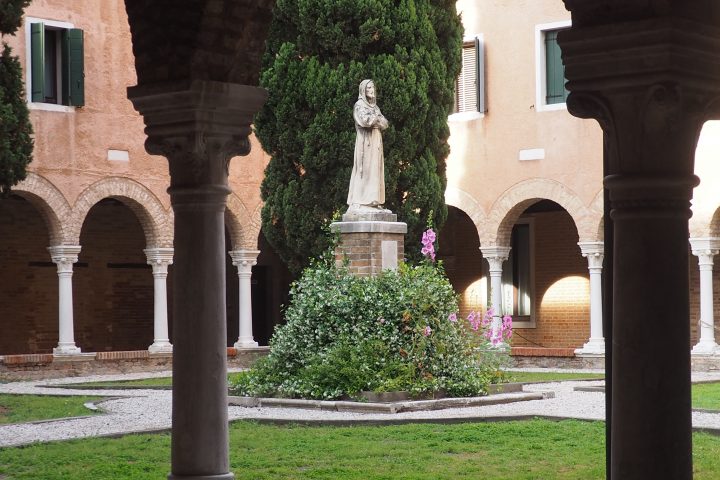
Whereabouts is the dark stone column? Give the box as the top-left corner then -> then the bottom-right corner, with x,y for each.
129,80 -> 266,480
559,6 -> 720,479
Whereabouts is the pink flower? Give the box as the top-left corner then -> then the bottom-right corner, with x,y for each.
448,312 -> 458,323
379,317 -> 386,324
467,311 -> 481,331
423,325 -> 432,336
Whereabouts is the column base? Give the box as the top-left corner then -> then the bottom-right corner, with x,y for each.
234,339 -> 259,349
149,341 -> 173,353
168,473 -> 234,480
691,341 -> 720,355
53,345 -> 81,356
574,338 -> 606,356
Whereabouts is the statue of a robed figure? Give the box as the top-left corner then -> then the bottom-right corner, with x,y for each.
347,79 -> 389,212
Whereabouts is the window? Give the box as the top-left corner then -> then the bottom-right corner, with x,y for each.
27,20 -> 84,107
535,21 -> 571,111
451,34 -> 485,119
483,220 -> 534,327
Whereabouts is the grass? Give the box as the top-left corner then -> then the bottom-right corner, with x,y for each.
68,372 -> 246,388
0,419 -> 719,479
693,382 -> 720,410
0,394 -> 102,424
507,371 -> 605,383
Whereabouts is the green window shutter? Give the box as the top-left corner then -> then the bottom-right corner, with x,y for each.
30,23 -> 45,103
545,30 -> 568,105
62,28 -> 84,106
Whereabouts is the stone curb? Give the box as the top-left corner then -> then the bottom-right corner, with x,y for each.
228,391 -> 554,414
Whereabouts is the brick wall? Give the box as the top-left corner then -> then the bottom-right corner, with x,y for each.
438,207 -> 484,319
441,207 -> 591,350
335,231 -> 405,277
513,210 -> 589,348
0,196 -> 57,354
75,200 -> 154,352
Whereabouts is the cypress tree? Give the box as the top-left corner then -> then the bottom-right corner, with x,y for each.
0,0 -> 33,196
255,0 -> 462,274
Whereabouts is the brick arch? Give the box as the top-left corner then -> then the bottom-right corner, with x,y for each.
589,189 -> 605,242
225,194 -> 262,250
444,186 -> 487,241
483,179 -> 592,246
68,178 -> 172,247
12,172 -> 72,245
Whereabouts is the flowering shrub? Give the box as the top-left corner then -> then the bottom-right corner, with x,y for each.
232,255 -> 510,400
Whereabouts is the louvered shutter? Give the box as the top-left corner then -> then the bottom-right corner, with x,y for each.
545,30 -> 568,105
62,28 -> 84,106
455,42 -> 478,113
30,23 -> 45,103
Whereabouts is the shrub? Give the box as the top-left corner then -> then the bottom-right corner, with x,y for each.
231,259 -> 509,400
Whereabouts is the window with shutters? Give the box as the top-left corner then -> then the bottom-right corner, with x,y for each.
535,21 -> 570,112
450,34 -> 485,121
25,18 -> 84,109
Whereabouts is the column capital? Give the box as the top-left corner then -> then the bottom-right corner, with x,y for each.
559,17 -> 720,178
229,249 -> 260,272
689,237 -> 720,259
128,80 -> 267,188
480,246 -> 511,260
480,246 -> 510,273
48,245 -> 82,273
144,247 -> 174,274
578,241 -> 605,269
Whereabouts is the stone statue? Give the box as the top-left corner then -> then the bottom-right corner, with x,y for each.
347,79 -> 389,212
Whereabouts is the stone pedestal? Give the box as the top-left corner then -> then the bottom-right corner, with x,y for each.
331,210 -> 407,277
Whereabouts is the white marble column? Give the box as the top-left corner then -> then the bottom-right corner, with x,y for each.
229,249 -> 260,349
480,246 -> 511,346
690,238 -> 720,355
145,247 -> 174,353
575,241 -> 605,355
48,245 -> 82,355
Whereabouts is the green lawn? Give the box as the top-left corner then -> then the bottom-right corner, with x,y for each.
0,419 -> 719,479
693,382 -> 720,410
0,394 -> 102,424
67,372 -> 246,388
507,371 -> 605,383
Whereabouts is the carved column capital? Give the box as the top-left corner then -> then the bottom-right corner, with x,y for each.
127,80 -> 267,188
229,249 -> 260,276
689,237 -> 720,266
559,17 -> 720,176
48,245 -> 82,274
144,247 -> 174,275
480,246 -> 511,273
578,241 -> 605,270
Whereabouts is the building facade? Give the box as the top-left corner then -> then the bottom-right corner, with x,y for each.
0,0 -> 291,360
441,0 -> 720,360
3,0 -> 720,366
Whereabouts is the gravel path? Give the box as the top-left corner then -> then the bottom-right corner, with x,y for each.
2,368 -> 720,448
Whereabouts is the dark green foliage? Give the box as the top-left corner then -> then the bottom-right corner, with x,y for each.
256,0 -> 462,273
0,0 -> 33,195
0,0 -> 30,35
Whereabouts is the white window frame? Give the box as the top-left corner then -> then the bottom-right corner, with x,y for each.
448,33 -> 485,122
24,17 -> 76,113
535,20 -> 571,113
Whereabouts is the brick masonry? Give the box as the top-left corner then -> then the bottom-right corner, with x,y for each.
335,230 -> 406,277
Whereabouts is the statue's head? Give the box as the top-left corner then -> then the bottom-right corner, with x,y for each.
359,79 -> 376,104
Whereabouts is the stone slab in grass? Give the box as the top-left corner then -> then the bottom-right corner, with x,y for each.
229,390 -> 554,414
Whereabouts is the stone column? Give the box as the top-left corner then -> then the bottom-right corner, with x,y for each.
690,238 -> 720,355
560,9 -> 720,479
480,246 -> 511,346
49,245 -> 82,355
575,242 -> 605,355
144,247 -> 174,353
229,249 -> 260,349
129,80 -> 266,480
